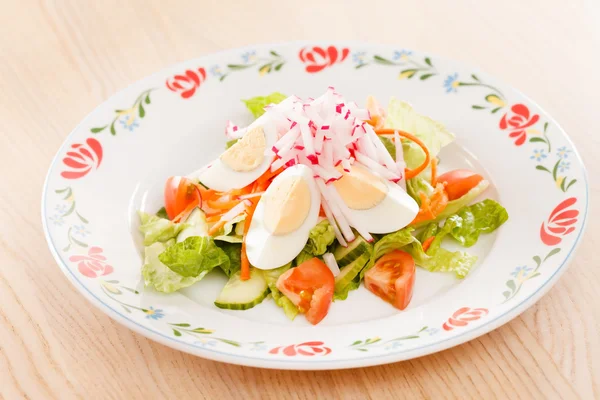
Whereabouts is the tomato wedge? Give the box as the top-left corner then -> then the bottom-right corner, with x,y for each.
164,176 -> 202,221
437,169 -> 484,201
276,258 -> 335,325
364,250 -> 415,310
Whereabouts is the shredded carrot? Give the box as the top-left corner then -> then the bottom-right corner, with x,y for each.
257,166 -> 283,185
374,129 -> 431,179
410,184 -> 449,225
422,236 -> 435,252
173,199 -> 199,223
206,214 -> 223,222
207,198 -> 240,210
240,198 -> 259,281
208,219 -> 227,236
431,157 -> 438,187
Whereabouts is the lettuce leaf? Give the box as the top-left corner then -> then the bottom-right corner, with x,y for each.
216,242 -> 241,277
406,177 -> 434,205
379,136 -> 396,158
243,92 -> 287,118
214,214 -> 245,243
142,241 -> 207,293
407,199 -> 508,277
156,207 -> 169,219
138,211 -> 187,246
443,199 -> 508,247
262,263 -> 298,320
303,220 -> 336,256
158,236 -> 229,278
333,276 -> 360,301
385,98 -> 455,160
404,241 -> 477,279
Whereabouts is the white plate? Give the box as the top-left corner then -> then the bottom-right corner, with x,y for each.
42,42 -> 588,369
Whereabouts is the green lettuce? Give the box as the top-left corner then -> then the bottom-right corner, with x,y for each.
138,211 -> 187,246
333,276 -> 360,301
442,199 -> 508,247
158,236 -> 229,278
303,220 -> 336,256
214,214 -> 245,243
216,242 -> 241,277
385,98 -> 455,160
406,177 -> 434,205
411,179 -> 490,228
407,199 -> 507,277
142,241 -> 207,293
156,207 -> 169,219
243,92 -> 287,118
292,220 -> 336,266
404,241 -> 477,279
226,139 -> 238,148
262,264 -> 298,320
379,136 -> 396,158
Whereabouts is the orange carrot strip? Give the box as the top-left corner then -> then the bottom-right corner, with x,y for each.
173,199 -> 199,223
208,219 -> 227,236
240,198 -> 260,281
207,199 -> 240,210
375,129 -> 431,179
431,157 -> 438,187
410,184 -> 449,225
422,236 -> 436,252
206,214 -> 223,222
257,166 -> 283,185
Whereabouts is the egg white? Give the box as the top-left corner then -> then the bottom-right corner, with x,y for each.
246,165 -> 321,270
337,179 -> 419,234
191,114 -> 278,191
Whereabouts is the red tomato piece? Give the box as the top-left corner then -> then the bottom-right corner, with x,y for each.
276,258 -> 335,325
164,176 -> 202,221
437,169 -> 484,201
364,250 -> 415,310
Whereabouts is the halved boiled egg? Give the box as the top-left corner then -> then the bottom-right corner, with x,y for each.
246,165 -> 321,270
191,114 -> 278,191
332,164 -> 419,233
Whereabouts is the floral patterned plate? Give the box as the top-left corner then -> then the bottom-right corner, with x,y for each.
42,42 -> 588,369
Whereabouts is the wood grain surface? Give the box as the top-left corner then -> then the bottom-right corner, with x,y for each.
1,0 -> 599,398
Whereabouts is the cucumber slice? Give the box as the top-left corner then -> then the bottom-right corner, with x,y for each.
333,234 -> 372,268
214,268 -> 269,310
334,251 -> 371,293
176,208 -> 208,242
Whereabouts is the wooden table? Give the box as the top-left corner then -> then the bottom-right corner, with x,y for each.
1,0 -> 598,398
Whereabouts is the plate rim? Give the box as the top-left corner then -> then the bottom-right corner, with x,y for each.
41,41 -> 590,370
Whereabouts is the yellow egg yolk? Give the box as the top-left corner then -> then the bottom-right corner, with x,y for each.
220,126 -> 266,171
264,176 -> 311,235
333,164 -> 388,210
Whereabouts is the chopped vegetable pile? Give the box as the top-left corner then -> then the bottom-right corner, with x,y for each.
137,88 -> 508,325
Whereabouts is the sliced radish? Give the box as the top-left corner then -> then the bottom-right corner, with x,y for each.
323,253 -> 341,277
320,196 -> 347,247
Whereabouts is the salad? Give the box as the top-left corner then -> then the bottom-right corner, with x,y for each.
138,88 -> 508,325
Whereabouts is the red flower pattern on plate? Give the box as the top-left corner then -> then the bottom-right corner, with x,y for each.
442,307 -> 489,331
70,247 -> 113,278
499,104 -> 540,146
166,67 -> 207,99
61,138 -> 103,179
269,341 -> 332,356
298,46 -> 350,73
540,197 -> 579,246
